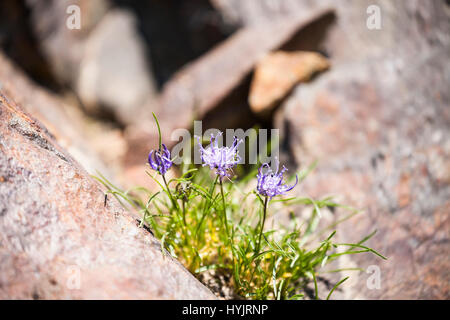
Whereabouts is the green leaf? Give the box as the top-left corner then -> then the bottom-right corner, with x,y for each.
152,112 -> 162,151
312,270 -> 319,300
334,243 -> 387,260
326,276 -> 349,300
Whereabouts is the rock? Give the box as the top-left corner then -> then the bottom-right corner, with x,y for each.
248,51 -> 329,116
76,9 -> 158,124
211,0 -> 322,26
125,7 -> 334,167
0,0 -> 58,90
22,0 -> 158,126
0,51 -> 116,179
25,0 -> 109,86
272,0 -> 450,299
158,6 -> 332,126
112,0 -> 237,87
0,92 -> 215,299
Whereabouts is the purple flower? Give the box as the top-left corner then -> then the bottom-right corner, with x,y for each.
198,132 -> 242,178
257,159 -> 298,200
148,144 -> 172,175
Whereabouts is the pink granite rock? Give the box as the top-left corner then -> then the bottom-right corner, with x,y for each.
0,93 -> 216,299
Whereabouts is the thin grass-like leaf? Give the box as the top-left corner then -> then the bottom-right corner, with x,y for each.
326,276 -> 349,300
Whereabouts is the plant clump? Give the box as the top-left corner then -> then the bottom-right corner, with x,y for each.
95,114 -> 386,300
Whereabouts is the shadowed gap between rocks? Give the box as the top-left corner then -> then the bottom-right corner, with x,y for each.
0,0 -> 62,91
274,11 -> 336,167
199,11 -> 337,172
202,11 -> 337,131
266,10 -> 336,121
112,0 -> 238,89
280,10 -> 336,55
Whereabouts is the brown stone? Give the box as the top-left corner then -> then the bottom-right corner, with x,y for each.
0,93 -> 215,299
248,51 -> 329,115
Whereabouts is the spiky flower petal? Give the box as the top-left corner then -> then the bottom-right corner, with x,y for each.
148,143 -> 173,175
257,159 -> 298,200
198,132 -> 242,178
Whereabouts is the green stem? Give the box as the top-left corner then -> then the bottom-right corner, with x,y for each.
219,178 -> 237,281
162,174 -> 179,215
152,112 -> 162,151
219,178 -> 230,241
181,199 -> 187,226
248,196 -> 268,288
256,196 -> 268,255
195,175 -> 219,241
139,209 -> 148,228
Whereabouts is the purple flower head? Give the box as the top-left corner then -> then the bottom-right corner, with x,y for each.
148,143 -> 173,175
198,132 -> 242,178
257,159 -> 298,200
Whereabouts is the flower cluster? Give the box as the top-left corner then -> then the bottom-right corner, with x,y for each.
197,132 -> 242,178
112,116 -> 384,301
148,144 -> 173,175
256,159 -> 298,200
147,130 -> 297,199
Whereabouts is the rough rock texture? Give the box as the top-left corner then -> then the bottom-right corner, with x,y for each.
265,0 -> 449,299
0,52 -> 116,179
0,93 -> 216,299
248,51 -> 329,115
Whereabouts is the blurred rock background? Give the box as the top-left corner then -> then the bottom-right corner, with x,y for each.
0,0 -> 448,299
